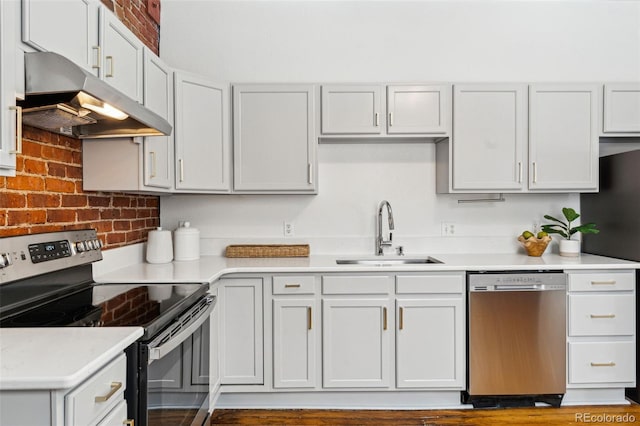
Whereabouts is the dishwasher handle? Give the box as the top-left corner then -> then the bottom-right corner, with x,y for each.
471,284 -> 566,292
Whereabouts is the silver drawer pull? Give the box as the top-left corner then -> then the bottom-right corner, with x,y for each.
590,362 -> 616,367
95,381 -> 122,402
591,280 -> 616,285
590,314 -> 615,319
284,284 -> 300,288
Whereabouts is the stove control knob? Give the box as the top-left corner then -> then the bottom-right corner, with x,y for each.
86,240 -> 95,250
94,239 -> 103,249
76,241 -> 86,253
0,253 -> 11,268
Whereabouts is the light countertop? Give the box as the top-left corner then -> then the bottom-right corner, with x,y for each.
0,327 -> 143,390
95,253 -> 639,284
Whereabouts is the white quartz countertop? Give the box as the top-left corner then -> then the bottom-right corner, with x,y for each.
0,327 -> 143,390
95,253 -> 639,284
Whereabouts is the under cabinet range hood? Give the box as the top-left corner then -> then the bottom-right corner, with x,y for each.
18,52 -> 172,139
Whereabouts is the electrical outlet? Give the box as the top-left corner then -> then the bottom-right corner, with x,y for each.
283,221 -> 295,237
441,222 -> 456,236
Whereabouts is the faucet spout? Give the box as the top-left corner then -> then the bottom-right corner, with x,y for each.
376,200 -> 394,255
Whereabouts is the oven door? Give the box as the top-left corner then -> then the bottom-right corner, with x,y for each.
135,295 -> 215,426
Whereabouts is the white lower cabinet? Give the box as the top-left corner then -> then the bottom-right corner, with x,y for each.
566,270 -> 636,388
396,298 -> 464,388
219,278 -> 264,384
322,298 -> 392,388
0,353 -> 131,426
273,298 -> 317,388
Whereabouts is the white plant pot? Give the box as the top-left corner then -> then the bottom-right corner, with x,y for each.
559,239 -> 581,257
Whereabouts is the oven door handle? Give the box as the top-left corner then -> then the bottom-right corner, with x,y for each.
148,297 -> 215,362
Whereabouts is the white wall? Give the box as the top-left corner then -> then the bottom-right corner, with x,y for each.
158,1 -> 638,255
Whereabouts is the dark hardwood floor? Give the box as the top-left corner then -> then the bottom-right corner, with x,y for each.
210,405 -> 640,425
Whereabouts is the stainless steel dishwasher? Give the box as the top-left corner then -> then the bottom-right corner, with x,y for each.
463,271 -> 567,408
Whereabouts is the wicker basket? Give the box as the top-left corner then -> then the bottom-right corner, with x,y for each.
517,235 -> 552,257
225,244 -> 310,258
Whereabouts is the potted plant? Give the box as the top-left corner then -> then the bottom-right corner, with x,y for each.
541,207 -> 599,257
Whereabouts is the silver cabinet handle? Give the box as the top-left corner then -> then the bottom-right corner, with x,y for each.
308,163 -> 313,185
389,112 -> 394,127
399,306 -> 404,330
106,55 -> 114,77
518,162 -> 523,183
307,306 -> 312,330
590,362 -> 616,367
92,46 -> 102,71
150,151 -> 157,178
95,381 -> 122,402
532,162 -> 537,183
374,112 -> 380,127
590,314 -> 616,319
9,106 -> 22,154
179,158 -> 184,182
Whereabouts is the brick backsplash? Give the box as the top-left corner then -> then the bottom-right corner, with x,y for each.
0,0 -> 162,249
0,127 -> 159,249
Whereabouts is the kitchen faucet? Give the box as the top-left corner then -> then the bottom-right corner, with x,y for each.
376,200 -> 394,255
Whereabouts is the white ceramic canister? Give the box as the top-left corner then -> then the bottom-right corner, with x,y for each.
146,227 -> 174,263
174,221 -> 200,261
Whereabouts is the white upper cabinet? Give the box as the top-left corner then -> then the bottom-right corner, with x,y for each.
22,0 -> 100,76
0,0 -> 19,177
603,83 -> 640,134
142,48 -> 173,190
387,85 -> 449,135
529,84 -> 599,192
100,9 -> 144,102
321,85 -> 383,135
321,84 -> 451,138
174,72 -> 230,193
233,84 -> 316,193
22,0 -> 143,102
451,84 -> 527,191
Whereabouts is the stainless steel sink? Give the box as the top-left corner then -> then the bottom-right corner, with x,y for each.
336,257 -> 442,266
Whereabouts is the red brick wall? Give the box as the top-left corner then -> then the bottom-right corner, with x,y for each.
0,0 -> 162,249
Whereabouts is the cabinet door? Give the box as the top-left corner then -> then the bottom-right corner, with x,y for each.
452,84 -> 527,191
396,298 -> 464,388
233,85 -> 316,192
22,0 -> 100,76
322,298 -> 391,388
529,84 -> 599,191
100,9 -> 143,102
387,85 -> 449,135
0,0 -> 18,176
220,278 -> 263,384
273,298 -> 316,388
191,319 -> 210,385
604,83 -> 640,133
321,85 -> 383,134
143,49 -> 173,189
174,72 -> 230,192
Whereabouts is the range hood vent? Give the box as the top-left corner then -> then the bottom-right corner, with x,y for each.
19,52 -> 172,139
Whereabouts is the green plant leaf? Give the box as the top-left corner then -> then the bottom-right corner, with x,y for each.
562,207 -> 580,222
573,223 -> 600,234
543,215 -> 567,226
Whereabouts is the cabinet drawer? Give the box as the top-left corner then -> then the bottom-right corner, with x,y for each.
569,342 -> 635,384
396,274 -> 464,294
568,271 -> 635,292
569,294 -> 634,336
65,353 -> 127,426
322,276 -> 392,294
96,399 -> 128,426
273,276 -> 315,294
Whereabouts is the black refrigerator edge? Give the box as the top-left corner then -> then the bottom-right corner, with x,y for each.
581,149 -> 640,403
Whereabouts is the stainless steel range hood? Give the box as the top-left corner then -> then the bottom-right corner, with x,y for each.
19,52 -> 172,139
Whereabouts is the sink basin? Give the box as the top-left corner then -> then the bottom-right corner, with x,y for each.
336,257 -> 442,266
